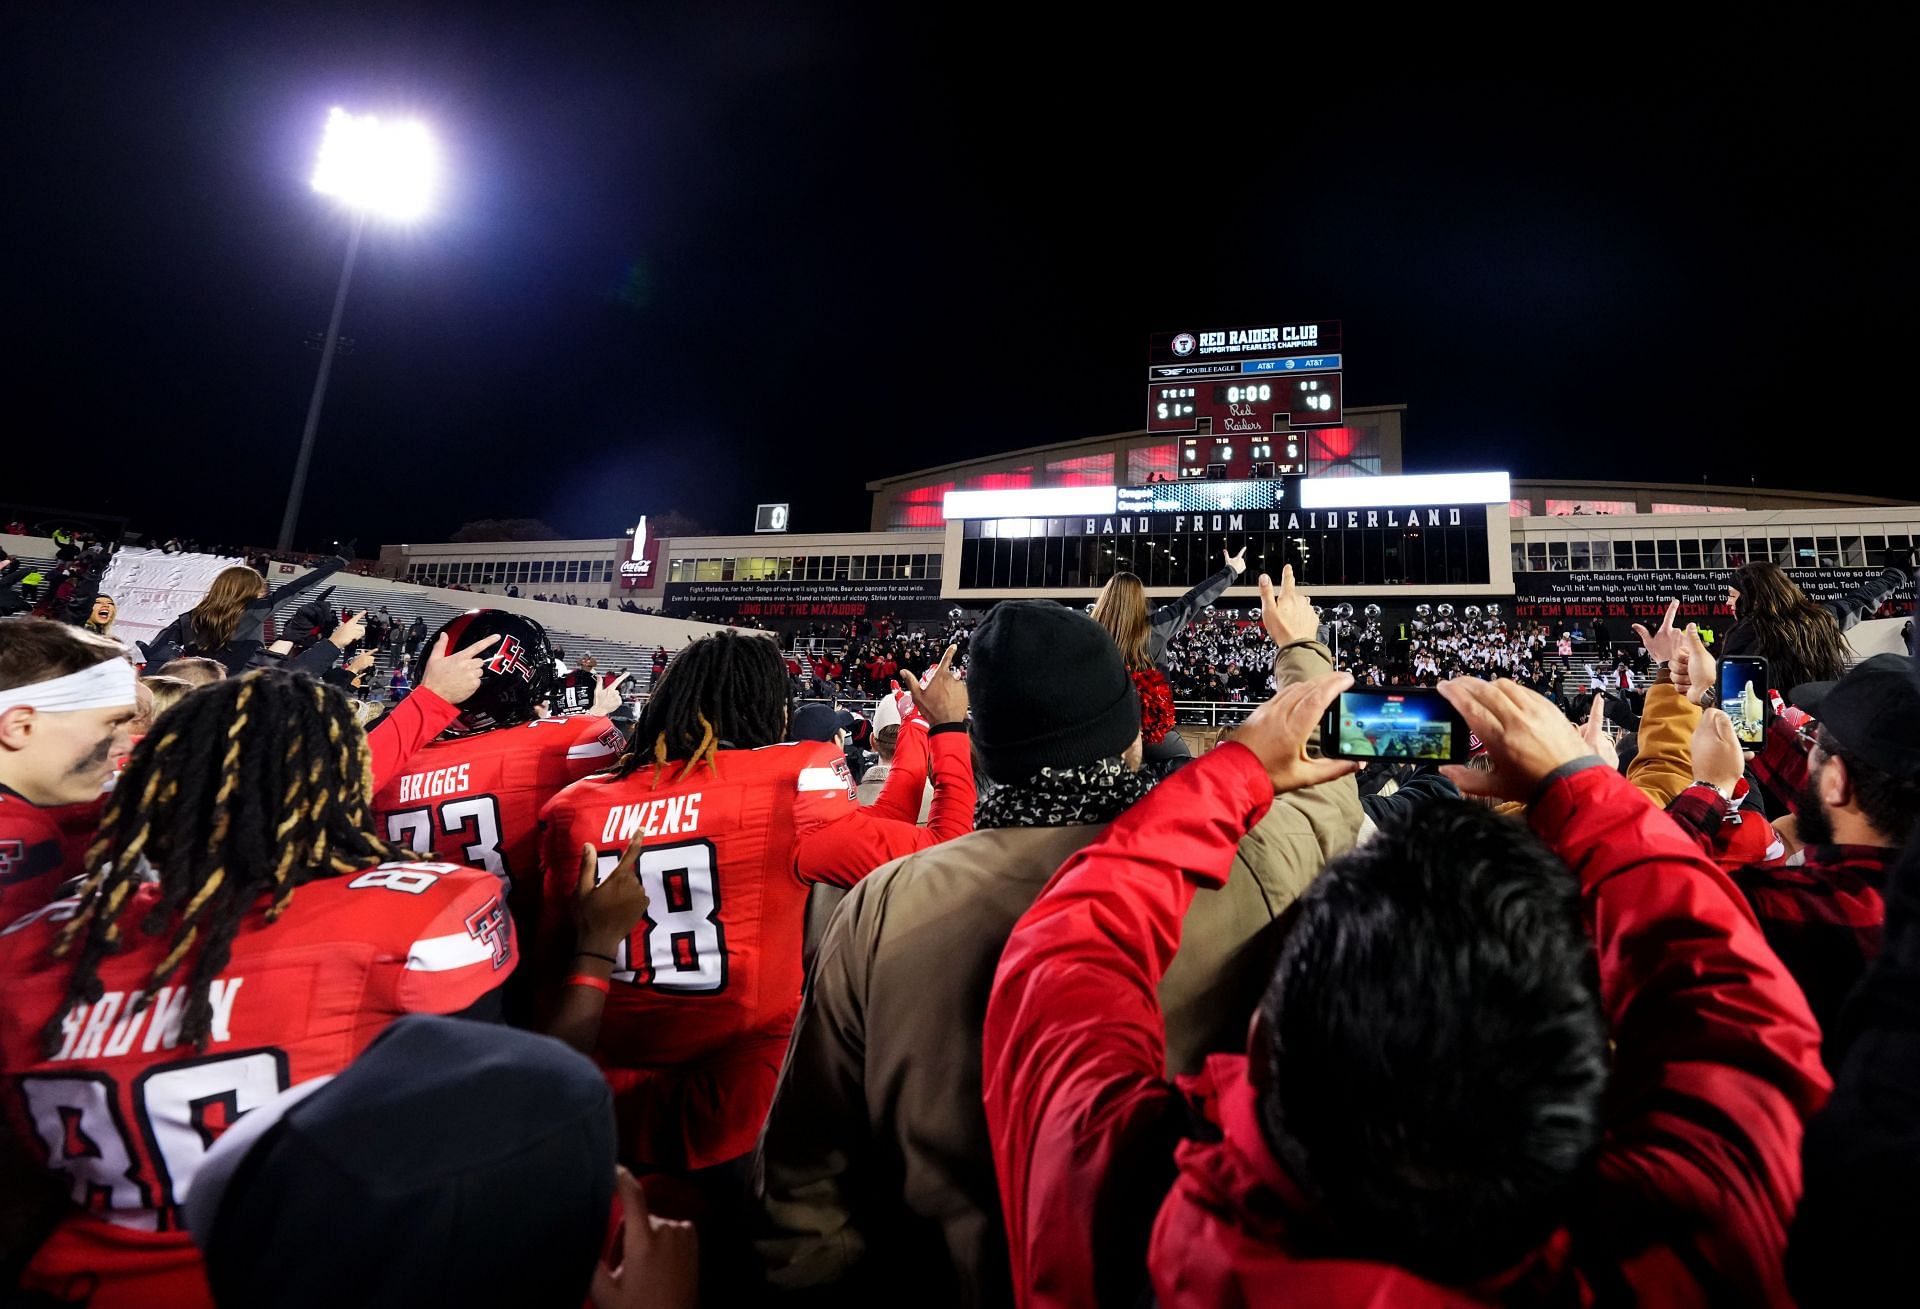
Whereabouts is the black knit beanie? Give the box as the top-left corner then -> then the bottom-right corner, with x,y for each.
969,600 -> 1141,783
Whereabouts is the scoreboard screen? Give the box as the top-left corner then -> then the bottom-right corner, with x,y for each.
1171,431 -> 1306,480
1147,321 -> 1344,459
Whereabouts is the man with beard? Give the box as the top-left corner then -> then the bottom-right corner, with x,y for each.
0,618 -> 138,920
1732,653 -> 1920,1046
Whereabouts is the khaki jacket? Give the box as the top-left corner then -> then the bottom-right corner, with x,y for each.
751,643 -> 1361,1306
1627,678 -> 1702,808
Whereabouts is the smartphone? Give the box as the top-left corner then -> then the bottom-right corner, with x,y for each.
1320,687 -> 1473,764
1719,655 -> 1771,747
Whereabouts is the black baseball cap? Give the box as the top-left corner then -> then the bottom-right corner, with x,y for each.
187,1016 -> 614,1309
1791,654 -> 1920,780
792,703 -> 860,742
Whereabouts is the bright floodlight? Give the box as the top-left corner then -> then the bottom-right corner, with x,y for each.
310,107 -> 438,221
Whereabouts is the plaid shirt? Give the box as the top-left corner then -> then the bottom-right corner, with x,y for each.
1667,784 -> 1782,871
1733,844 -> 1895,1045
1751,717 -> 1811,807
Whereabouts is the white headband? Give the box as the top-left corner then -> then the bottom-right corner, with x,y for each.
0,659 -> 138,715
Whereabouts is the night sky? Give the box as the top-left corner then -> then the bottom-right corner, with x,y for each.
4,11 -> 1908,552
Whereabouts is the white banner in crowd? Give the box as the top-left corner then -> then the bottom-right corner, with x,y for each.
99,547 -> 244,652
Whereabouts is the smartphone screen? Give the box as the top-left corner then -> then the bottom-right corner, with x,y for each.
1719,655 -> 1770,747
1323,688 -> 1470,763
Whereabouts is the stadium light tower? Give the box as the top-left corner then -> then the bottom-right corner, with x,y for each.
276,108 -> 439,552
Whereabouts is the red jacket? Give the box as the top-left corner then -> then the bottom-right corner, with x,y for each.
1666,783 -> 1784,871
983,746 -> 1829,1309
364,687 -> 461,793
0,786 -> 103,922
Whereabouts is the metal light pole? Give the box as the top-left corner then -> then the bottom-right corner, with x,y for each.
277,211 -> 365,552
274,107 -> 437,553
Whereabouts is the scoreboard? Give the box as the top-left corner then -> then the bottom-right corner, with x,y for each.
1147,321 -> 1342,479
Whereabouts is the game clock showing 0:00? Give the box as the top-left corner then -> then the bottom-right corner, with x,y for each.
1151,374 -> 1341,427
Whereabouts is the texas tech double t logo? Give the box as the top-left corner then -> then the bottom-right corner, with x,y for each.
486,635 -> 535,682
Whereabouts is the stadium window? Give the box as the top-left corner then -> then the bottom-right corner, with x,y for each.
1591,540 -> 1615,569
1817,536 -> 1840,567
1679,539 -> 1701,569
1525,542 -> 1547,572
1793,537 -> 1816,564
1842,537 -> 1866,567
1702,538 -> 1725,568
1511,543 -> 1527,573
1861,535 -> 1888,567
1570,540 -> 1590,570
720,558 -> 736,581
835,556 -> 850,581
1547,541 -> 1569,571
1634,541 -> 1658,569
926,553 -> 942,578
1656,540 -> 1679,570
1045,452 -> 1115,486
850,556 -> 867,580
1126,443 -> 1178,484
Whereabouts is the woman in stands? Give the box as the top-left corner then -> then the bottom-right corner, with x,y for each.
139,555 -> 354,676
1721,560 -> 1900,694
1091,545 -> 1247,770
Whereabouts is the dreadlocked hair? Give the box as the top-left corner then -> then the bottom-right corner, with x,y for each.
614,631 -> 789,786
42,668 -> 413,1057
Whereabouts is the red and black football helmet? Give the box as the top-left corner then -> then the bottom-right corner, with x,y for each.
419,609 -> 560,734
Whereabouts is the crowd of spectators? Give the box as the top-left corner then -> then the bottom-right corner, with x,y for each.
4,541 -> 1920,1307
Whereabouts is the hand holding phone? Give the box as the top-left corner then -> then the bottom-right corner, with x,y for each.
1320,686 -> 1474,764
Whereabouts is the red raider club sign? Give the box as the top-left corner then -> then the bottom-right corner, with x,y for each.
619,517 -> 663,591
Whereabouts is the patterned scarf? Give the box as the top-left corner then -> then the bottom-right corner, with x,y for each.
975,756 -> 1158,830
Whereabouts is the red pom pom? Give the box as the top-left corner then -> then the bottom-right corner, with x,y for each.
1131,668 -> 1176,745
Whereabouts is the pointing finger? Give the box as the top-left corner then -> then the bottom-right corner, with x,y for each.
455,633 -> 502,659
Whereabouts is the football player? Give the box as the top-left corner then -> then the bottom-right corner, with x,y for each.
538,630 -> 974,1173
0,668 -> 516,1309
371,611 -> 623,1019
0,619 -> 139,922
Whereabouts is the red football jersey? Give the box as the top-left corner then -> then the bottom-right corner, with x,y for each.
0,861 -> 516,1308
371,714 -> 624,895
0,785 -> 103,923
538,741 -> 882,1066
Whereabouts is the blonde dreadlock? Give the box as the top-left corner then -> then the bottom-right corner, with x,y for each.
614,632 -> 789,787
43,668 -> 412,1056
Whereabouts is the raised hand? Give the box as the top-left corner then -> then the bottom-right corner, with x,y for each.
1670,623 -> 1717,707
900,643 -> 967,726
418,631 -> 502,705
1257,566 -> 1318,647
1437,677 -> 1594,802
1578,692 -> 1618,772
1631,599 -> 1681,663
1223,545 -> 1249,576
574,830 -> 651,959
1691,708 -> 1746,792
1225,670 -> 1362,793
329,610 -> 368,649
